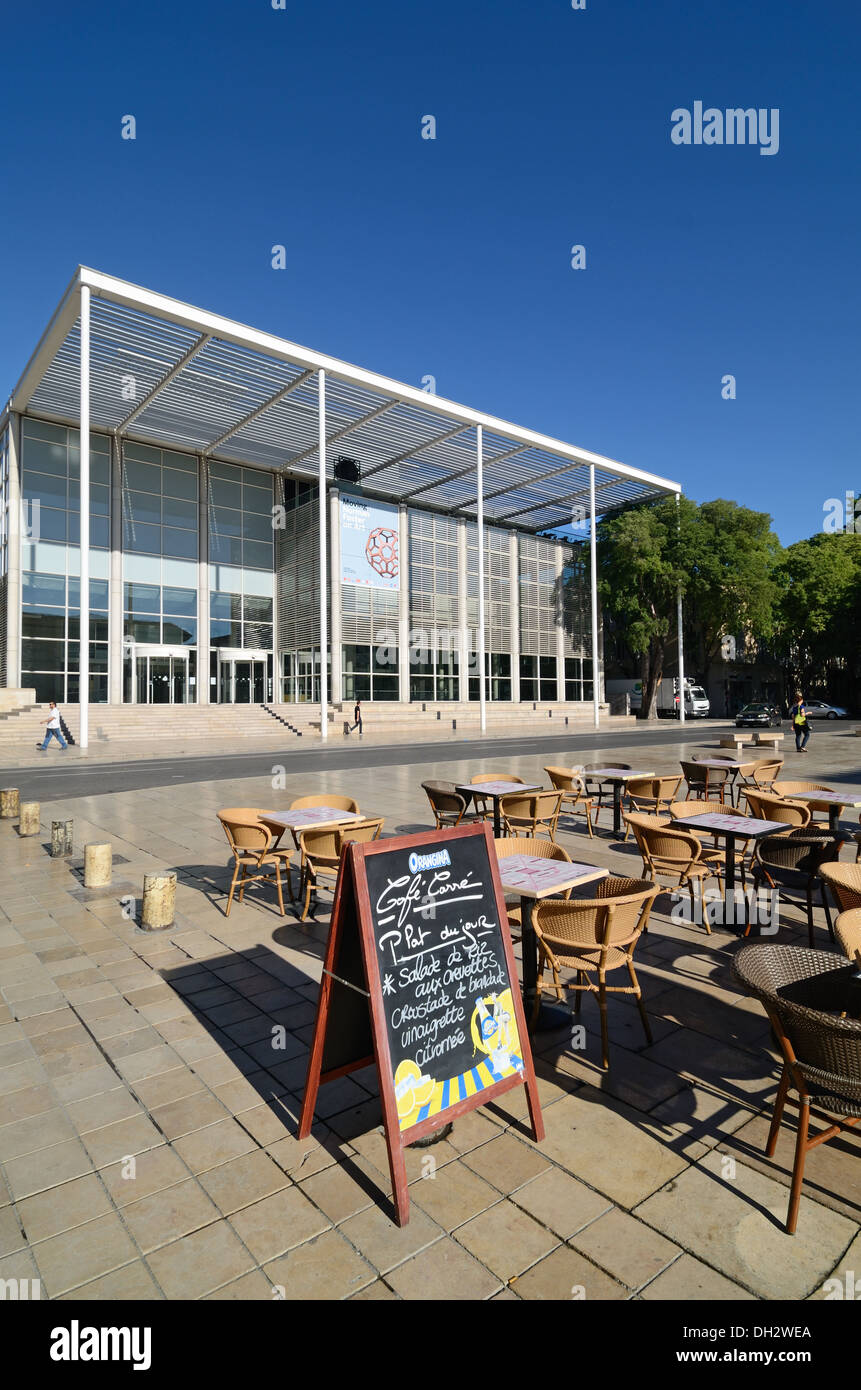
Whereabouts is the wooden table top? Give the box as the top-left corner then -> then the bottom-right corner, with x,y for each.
497,854 -> 609,900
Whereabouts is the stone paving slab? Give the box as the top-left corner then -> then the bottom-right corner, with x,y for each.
0,730 -> 858,1299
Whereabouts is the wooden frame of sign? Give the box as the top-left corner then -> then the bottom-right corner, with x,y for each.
298,822 -> 544,1226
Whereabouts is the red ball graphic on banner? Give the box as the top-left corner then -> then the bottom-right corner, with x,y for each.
365,526 -> 399,580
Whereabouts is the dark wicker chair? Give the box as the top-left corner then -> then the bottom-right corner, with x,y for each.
421,781 -> 470,829
750,829 -> 844,946
733,943 -> 861,1233
681,759 -> 731,803
582,763 -> 632,829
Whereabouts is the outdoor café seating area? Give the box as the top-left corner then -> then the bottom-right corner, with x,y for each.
213,747 -> 861,1237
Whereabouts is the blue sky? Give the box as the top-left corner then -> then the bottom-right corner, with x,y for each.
1,0 -> 858,545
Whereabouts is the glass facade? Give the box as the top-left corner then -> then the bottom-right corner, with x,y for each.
7,418 -> 600,707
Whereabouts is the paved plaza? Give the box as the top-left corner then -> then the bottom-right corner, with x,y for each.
0,725 -> 859,1300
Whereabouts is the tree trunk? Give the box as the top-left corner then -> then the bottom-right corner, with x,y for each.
639,640 -> 665,720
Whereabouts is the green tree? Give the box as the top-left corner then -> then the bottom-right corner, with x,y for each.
772,532 -> 861,704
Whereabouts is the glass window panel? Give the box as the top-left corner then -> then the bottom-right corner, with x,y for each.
71,454 -> 110,487
23,572 -> 65,607
162,586 -> 197,617
124,582 -> 160,613
124,618 -> 162,643
243,622 -> 272,650
162,527 -> 198,560
242,595 -> 273,624
210,478 -> 242,509
122,441 -> 161,464
89,484 -> 110,516
22,612 -> 66,639
122,553 -> 161,584
372,675 -> 399,700
36,508 -> 67,542
240,568 -> 274,598
242,539 -> 273,569
23,672 -> 65,702
70,515 -> 109,548
125,490 -> 162,525
162,467 -> 198,500
123,519 -> 161,553
242,481 -> 273,514
209,460 -> 239,482
22,638 -> 65,669
162,619 -> 197,646
67,616 -> 108,641
210,620 -> 242,646
165,496 -> 197,528
209,591 -> 240,620
67,578 -> 109,611
23,473 -> 67,507
211,506 -> 242,537
23,438 -> 67,475
124,459 -> 161,492
374,645 -> 398,672
241,509 -> 273,541
162,450 -> 197,474
342,645 -> 371,673
209,533 -> 243,565
539,656 -> 557,680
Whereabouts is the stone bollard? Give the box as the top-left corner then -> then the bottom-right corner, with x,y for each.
0,788 -> 20,819
141,872 -> 177,930
50,819 -> 73,857
84,843 -> 112,888
19,802 -> 40,837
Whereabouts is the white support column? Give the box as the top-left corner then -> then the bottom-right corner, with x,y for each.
476,426 -> 486,734
329,487 -> 342,704
397,503 -> 410,703
108,435 -> 123,704
555,541 -> 565,702
677,589 -> 686,725
589,464 -> 600,732
508,530 -> 520,704
6,414 -> 22,689
457,518 -> 469,702
197,456 -> 210,704
79,286 -> 91,748
318,370 -> 328,739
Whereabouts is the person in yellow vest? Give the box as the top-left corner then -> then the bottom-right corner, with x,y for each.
789,692 -> 811,753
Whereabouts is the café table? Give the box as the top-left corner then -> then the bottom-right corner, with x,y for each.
692,757 -> 759,808
786,789 -> 861,834
670,810 -> 787,927
496,852 -> 609,1030
582,768 -> 656,839
455,780 -> 542,838
259,806 -> 362,849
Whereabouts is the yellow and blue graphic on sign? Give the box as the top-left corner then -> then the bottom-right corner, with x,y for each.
393,989 -> 523,1131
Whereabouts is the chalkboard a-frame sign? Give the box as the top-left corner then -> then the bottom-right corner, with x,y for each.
299,822 -> 544,1226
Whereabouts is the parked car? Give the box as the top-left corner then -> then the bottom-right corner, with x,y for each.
736,703 -> 782,728
802,700 -> 848,720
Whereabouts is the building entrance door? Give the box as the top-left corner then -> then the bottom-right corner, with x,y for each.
217,652 -> 270,703
134,651 -> 189,704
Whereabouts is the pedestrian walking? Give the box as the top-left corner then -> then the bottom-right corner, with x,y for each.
38,701 -> 68,751
789,691 -> 811,753
353,700 -> 363,735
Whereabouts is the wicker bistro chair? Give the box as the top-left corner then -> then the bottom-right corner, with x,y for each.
217,812 -> 294,917
493,836 -> 572,936
743,789 -> 811,829
500,790 -> 563,842
626,815 -> 721,931
773,782 -> 842,831
750,829 -> 843,946
680,759 -> 731,804
581,763 -> 632,830
819,862 -> 861,914
289,793 -> 360,814
668,800 -> 751,887
297,817 -> 384,921
531,877 -> 660,1067
835,909 -> 861,967
733,943 -> 861,1234
544,767 -> 594,838
623,775 -> 683,841
470,773 -> 526,822
738,759 -> 784,796
422,781 -> 470,829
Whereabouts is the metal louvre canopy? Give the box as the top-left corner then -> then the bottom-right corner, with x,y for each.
7,268 -> 679,530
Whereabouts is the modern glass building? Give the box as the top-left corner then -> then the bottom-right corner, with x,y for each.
0,269 -> 680,742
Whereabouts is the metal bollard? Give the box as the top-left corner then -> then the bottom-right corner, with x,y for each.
84,843 -> 112,888
19,802 -> 40,836
141,872 -> 177,931
0,788 -> 20,819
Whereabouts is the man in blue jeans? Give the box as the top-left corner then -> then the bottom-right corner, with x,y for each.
39,702 -> 68,751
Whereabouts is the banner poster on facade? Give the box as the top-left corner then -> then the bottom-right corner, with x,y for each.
340,494 -> 400,591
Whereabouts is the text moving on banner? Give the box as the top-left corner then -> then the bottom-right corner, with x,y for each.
340,494 -> 400,590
